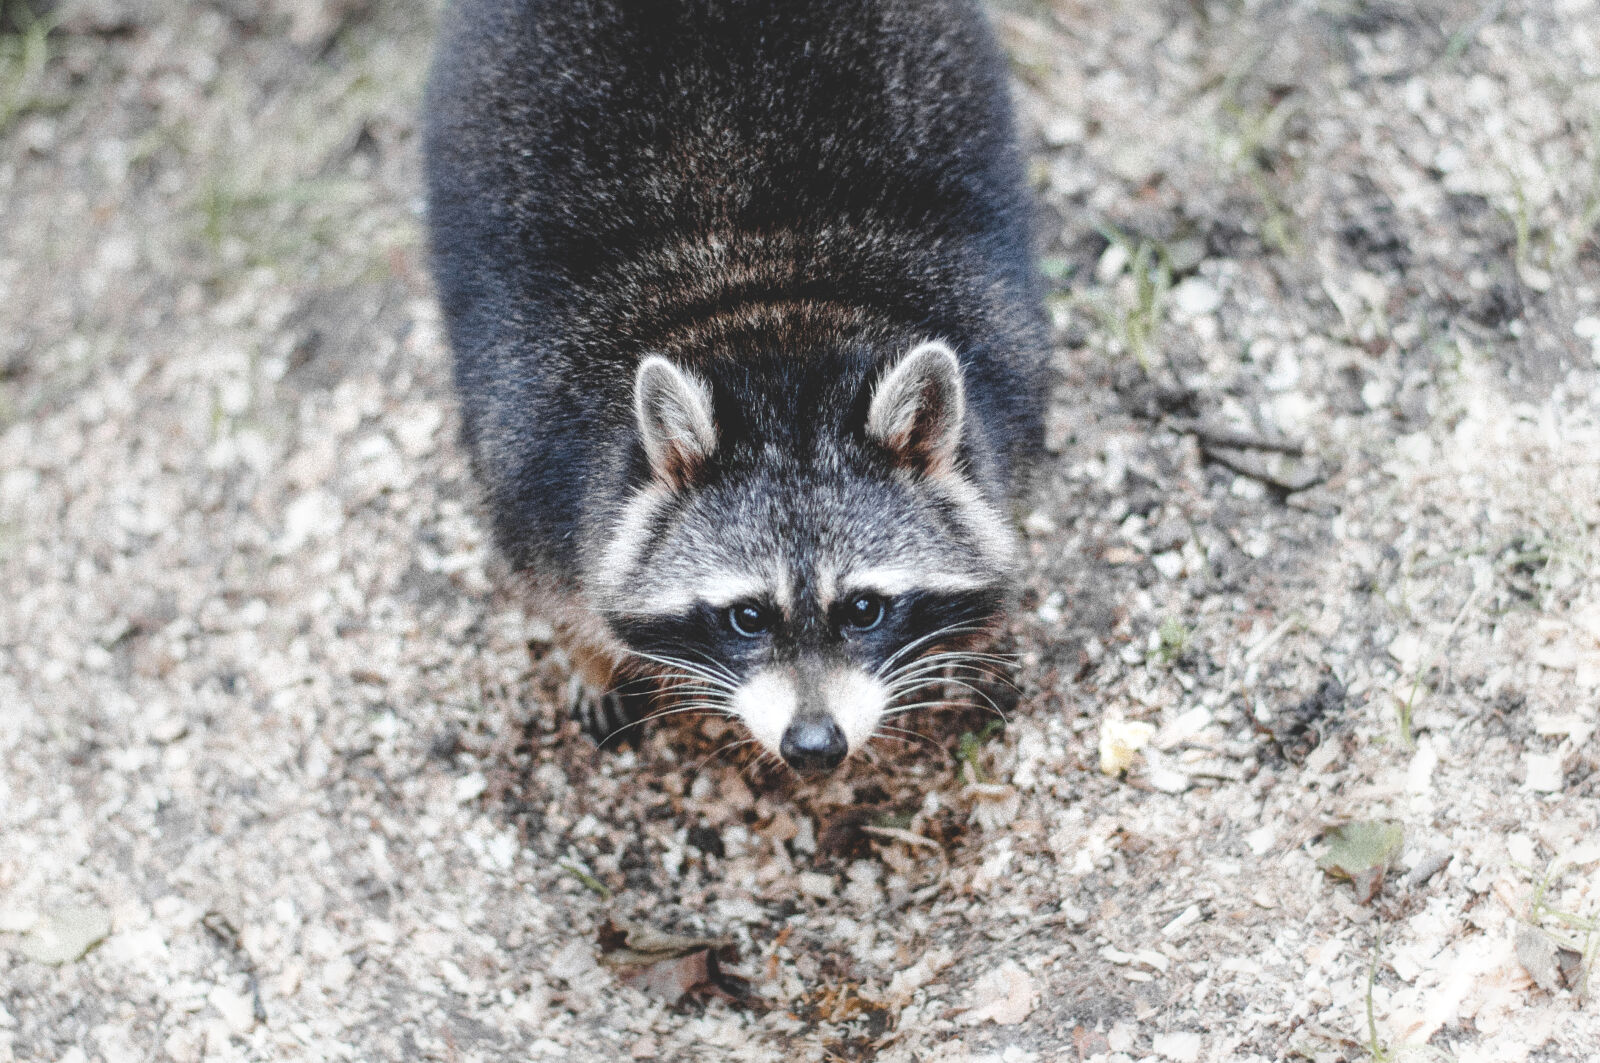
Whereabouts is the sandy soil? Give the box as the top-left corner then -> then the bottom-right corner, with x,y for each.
3,0 -> 1598,1060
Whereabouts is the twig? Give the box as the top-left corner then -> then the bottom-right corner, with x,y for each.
1202,447 -> 1327,495
1170,417 -> 1306,456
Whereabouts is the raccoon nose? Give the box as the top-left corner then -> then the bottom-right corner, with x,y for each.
779,717 -> 848,774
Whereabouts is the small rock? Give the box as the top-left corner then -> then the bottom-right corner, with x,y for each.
1517,262 -> 1552,292
277,490 -> 343,554
1170,277 -> 1221,317
796,871 -> 835,900
1107,1021 -> 1138,1052
1096,242 -> 1130,285
1144,762 -> 1190,794
1533,643 -> 1578,671
206,985 -> 256,1035
963,960 -> 1038,1025
18,905 -> 113,966
1044,405 -> 1074,453
1404,851 -> 1453,889
453,772 -> 488,804
0,907 -> 39,934
144,702 -> 188,744
394,403 -> 445,457
1151,550 -> 1184,580
967,782 -> 1020,832
1406,739 -> 1437,794
321,956 -> 354,991
1099,718 -> 1155,775
1575,316 -> 1600,364
1388,632 -> 1424,671
1153,1031 -> 1203,1062
1161,905 -> 1201,937
1022,510 -> 1058,537
1036,591 -> 1065,625
1042,114 -> 1087,146
1164,237 -> 1207,275
547,939 -> 598,983
1524,752 -> 1564,793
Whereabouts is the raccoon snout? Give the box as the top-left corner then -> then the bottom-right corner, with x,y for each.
734,663 -> 886,772
779,716 -> 848,775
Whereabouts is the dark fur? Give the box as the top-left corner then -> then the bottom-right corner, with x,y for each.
424,0 -> 1048,756
425,0 -> 1046,574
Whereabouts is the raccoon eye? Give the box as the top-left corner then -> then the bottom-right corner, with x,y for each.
727,601 -> 775,638
843,593 -> 886,631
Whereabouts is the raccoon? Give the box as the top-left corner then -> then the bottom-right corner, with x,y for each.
424,0 -> 1048,774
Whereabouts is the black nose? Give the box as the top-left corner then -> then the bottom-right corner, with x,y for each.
780,717 -> 848,774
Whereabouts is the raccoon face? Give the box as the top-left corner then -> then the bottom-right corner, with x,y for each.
594,340 -> 1015,774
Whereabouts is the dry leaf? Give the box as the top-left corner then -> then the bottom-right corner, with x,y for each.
595,917 -> 750,1007
1317,820 -> 1404,903
1514,923 -> 1584,993
963,960 -> 1038,1025
1099,718 -> 1155,775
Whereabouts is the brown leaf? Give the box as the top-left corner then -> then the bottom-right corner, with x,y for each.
1515,922 -> 1586,993
1349,866 -> 1385,905
595,917 -> 755,1008
596,916 -> 733,964
619,948 -> 713,1004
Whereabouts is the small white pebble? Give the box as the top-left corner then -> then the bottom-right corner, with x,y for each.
1153,1030 -> 1203,1062
1170,277 -> 1221,317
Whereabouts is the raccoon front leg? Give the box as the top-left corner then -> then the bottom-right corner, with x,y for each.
562,635 -> 653,748
524,579 -> 655,747
567,677 -> 651,747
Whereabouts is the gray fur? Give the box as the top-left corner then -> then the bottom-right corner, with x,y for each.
424,0 -> 1048,763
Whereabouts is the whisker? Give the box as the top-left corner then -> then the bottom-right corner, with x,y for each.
630,675 -> 720,701
883,668 -> 1015,705
603,674 -> 660,694
883,657 -> 1013,706
873,622 -> 993,679
735,745 -> 788,787
694,736 -> 761,775
883,661 -> 1015,695
905,647 -> 1019,665
880,676 -> 1010,724
596,700 -> 735,748
877,699 -> 961,717
923,676 -> 1009,722
884,648 -> 1017,676
628,655 -> 731,682
881,705 -> 1007,725
653,681 -> 731,702
624,647 -> 740,688
895,656 -> 1019,681
873,724 -> 946,756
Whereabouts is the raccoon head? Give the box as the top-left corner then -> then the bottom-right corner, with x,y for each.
593,339 -> 1015,775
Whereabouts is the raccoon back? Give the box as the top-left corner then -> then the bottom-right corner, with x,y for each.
423,0 -> 1048,574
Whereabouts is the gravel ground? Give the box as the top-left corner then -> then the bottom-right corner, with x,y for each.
3,1 -> 1599,1060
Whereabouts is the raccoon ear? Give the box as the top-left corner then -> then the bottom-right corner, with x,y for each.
866,340 -> 966,474
634,354 -> 718,489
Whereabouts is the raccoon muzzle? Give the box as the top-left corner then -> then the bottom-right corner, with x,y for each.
779,715 -> 848,775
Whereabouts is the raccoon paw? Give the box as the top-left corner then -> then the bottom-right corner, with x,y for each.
568,678 -> 648,748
